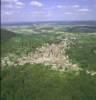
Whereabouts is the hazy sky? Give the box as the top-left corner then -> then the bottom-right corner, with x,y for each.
1,0 -> 96,23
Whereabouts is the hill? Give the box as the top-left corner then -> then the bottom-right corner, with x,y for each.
0,28 -> 16,42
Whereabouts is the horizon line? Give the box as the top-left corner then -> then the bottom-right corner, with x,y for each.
1,20 -> 96,25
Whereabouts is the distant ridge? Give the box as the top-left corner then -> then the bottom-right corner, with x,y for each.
1,21 -> 96,27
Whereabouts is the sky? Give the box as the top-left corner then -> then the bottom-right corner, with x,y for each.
1,0 -> 96,23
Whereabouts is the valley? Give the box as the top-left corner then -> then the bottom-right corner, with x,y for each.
1,22 -> 96,100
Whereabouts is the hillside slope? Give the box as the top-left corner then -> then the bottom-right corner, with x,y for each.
1,28 -> 16,42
